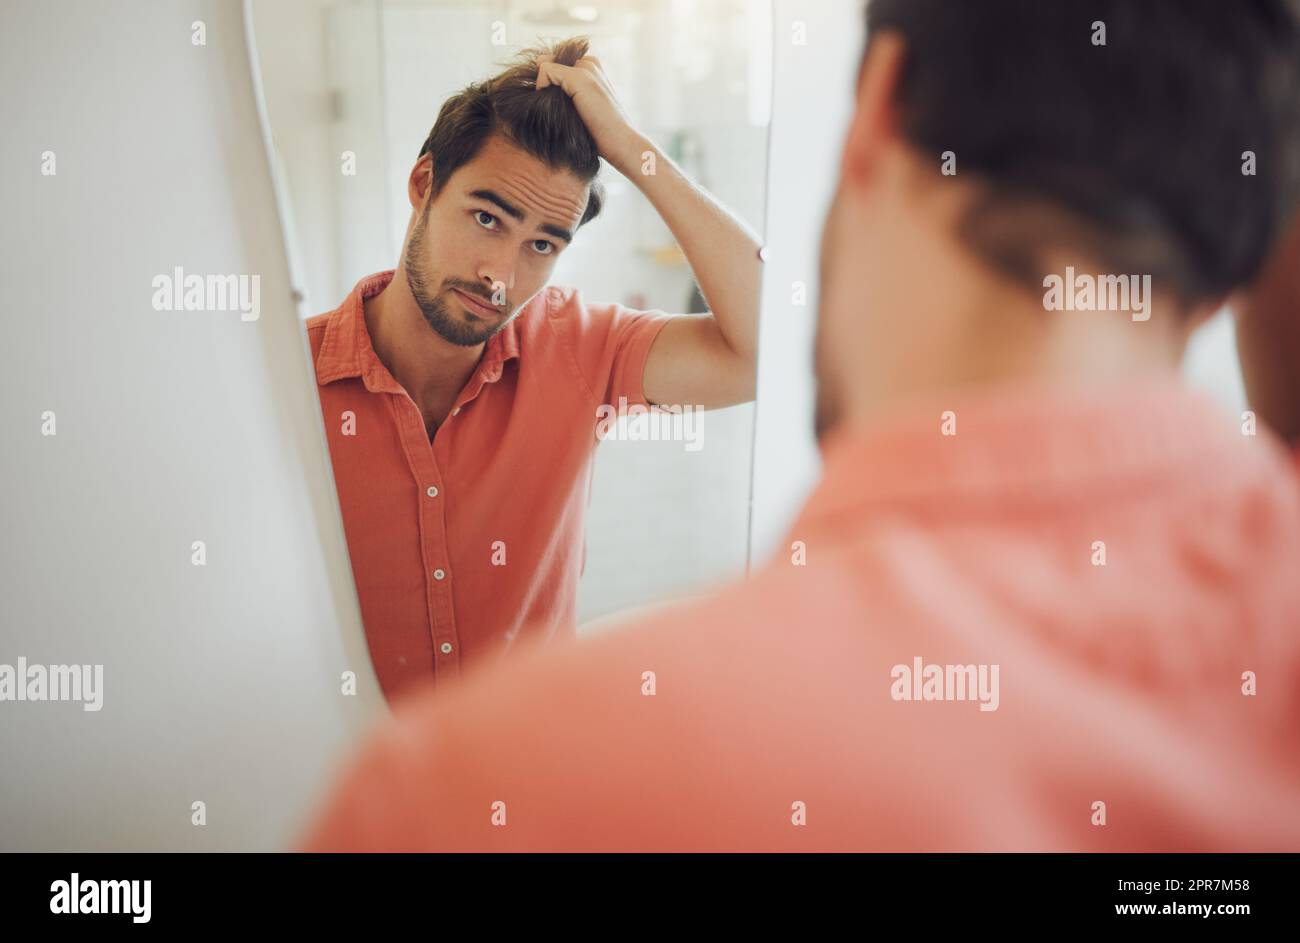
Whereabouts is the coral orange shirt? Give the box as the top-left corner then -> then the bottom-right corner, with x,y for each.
308,270 -> 673,704
299,381 -> 1300,851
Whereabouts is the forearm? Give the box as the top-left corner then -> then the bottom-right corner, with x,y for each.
615,134 -> 763,361
1234,213 -> 1300,446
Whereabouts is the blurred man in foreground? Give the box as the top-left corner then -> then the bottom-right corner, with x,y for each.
299,0 -> 1300,851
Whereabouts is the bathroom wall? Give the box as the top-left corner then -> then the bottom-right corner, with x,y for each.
0,0 -> 385,851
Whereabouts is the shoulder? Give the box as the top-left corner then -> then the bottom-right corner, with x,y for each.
533,283 -> 622,331
387,559 -> 860,765
532,283 -> 675,351
303,559 -> 895,849
510,285 -> 614,364
506,284 -> 569,340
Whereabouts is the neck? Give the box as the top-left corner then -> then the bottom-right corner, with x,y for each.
365,266 -> 484,404
833,228 -> 1191,430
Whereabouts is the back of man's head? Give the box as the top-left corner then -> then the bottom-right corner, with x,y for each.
865,0 -> 1300,307
418,36 -> 604,227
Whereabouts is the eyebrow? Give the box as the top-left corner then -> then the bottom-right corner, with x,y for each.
468,188 -> 573,244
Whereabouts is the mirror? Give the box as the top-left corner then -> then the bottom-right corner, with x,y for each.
250,0 -> 771,703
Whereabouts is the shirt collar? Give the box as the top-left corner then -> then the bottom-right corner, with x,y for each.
315,269 -> 521,394
791,379 -> 1259,539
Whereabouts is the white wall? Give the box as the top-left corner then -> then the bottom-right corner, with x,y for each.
248,0 -> 339,312
1184,308 -> 1248,416
251,0 -> 391,312
749,0 -> 860,566
0,0 -> 384,851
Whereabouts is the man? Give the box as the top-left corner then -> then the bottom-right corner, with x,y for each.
300,1 -> 1300,850
308,38 -> 760,702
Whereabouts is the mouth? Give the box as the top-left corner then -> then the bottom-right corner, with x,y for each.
451,288 -> 501,319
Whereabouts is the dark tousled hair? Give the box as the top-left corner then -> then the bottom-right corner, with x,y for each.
417,36 -> 604,228
865,0 -> 1300,306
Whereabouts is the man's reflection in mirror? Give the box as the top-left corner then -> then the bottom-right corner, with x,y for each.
307,37 -> 762,703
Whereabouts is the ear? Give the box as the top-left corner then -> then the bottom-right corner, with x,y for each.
409,153 -> 434,210
841,30 -> 907,190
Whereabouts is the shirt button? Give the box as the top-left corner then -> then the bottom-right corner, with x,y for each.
440,642 -> 453,654
433,568 -> 446,580
426,485 -> 439,497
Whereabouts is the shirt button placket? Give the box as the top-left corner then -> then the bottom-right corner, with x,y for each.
422,467 -> 456,678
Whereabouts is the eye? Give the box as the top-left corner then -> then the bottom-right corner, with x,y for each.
473,210 -> 498,230
532,239 -> 555,256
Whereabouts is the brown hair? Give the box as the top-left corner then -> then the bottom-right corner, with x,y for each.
865,0 -> 1300,305
417,36 -> 604,227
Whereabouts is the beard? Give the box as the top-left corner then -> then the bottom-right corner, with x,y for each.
403,204 -> 511,347
811,199 -> 845,445
812,357 -> 843,445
